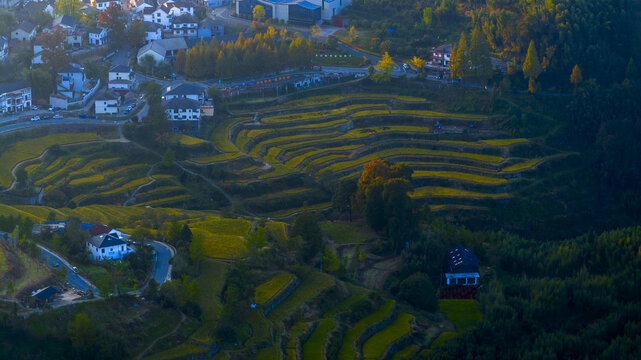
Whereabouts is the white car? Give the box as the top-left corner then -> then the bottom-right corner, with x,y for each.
32,106 -> 38,110
48,106 -> 55,111
30,116 -> 40,121
53,114 -> 63,119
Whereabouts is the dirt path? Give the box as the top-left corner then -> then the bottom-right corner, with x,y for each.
123,162 -> 159,206
135,311 -> 187,360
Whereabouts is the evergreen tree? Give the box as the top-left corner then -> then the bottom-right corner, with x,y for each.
469,26 -> 493,84
522,40 -> 542,92
450,32 -> 468,80
570,64 -> 583,93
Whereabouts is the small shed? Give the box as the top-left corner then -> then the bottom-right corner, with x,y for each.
445,246 -> 480,286
32,286 -> 59,307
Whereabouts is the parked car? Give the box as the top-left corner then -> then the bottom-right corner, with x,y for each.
32,105 -> 38,110
30,116 -> 40,121
72,266 -> 79,274
48,106 -> 55,111
88,115 -> 96,119
79,114 -> 87,119
53,114 -> 63,119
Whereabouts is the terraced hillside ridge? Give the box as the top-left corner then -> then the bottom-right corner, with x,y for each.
255,273 -> 295,305
200,92 -> 568,211
267,271 -> 335,322
0,132 -> 104,188
337,299 -> 395,360
362,313 -> 414,360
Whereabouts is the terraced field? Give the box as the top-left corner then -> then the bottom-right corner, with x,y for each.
201,93 -> 565,211
337,299 -> 395,360
255,273 -> 295,304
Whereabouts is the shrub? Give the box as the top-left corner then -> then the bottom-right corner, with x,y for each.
397,272 -> 437,312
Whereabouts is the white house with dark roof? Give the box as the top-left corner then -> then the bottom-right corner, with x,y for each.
88,28 -> 109,45
87,233 -> 133,260
431,43 -> 453,67
137,37 -> 188,64
172,13 -> 198,38
164,82 -> 204,102
11,21 -> 37,42
143,21 -> 163,42
445,246 -> 480,286
164,97 -> 201,133
94,90 -> 120,115
108,64 -> 133,91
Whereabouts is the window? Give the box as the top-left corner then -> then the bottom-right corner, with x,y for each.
101,248 -> 105,253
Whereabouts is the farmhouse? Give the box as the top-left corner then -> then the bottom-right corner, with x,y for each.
87,233 -> 133,260
444,246 -> 480,286
137,37 -> 188,64
143,21 -> 163,42
163,98 -> 201,133
171,13 -> 198,38
88,224 -> 123,239
164,82 -> 204,102
198,17 -> 224,39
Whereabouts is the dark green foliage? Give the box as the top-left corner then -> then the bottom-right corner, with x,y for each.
291,213 -> 323,261
397,272 -> 437,312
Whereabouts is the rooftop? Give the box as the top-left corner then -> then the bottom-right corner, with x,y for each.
446,246 -> 480,274
163,97 -> 201,110
0,81 -> 30,94
109,64 -> 131,73
89,233 -> 126,249
165,82 -> 203,96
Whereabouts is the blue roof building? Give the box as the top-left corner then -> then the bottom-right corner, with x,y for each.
445,246 -> 480,286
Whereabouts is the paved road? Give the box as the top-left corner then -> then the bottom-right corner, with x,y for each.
0,118 -> 127,135
38,245 -> 97,293
148,241 -> 174,285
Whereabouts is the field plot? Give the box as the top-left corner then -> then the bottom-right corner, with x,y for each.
362,313 -> 414,360
218,93 -> 563,211
0,133 -> 103,188
255,273 -> 294,304
268,271 -> 335,321
438,299 -> 483,332
303,318 -> 335,360
337,300 -> 395,360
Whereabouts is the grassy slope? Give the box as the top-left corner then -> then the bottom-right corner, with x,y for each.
438,299 -> 483,332
255,273 -> 294,305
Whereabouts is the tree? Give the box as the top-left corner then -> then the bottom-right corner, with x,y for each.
174,49 -> 186,73
371,52 -> 395,83
410,56 -> 425,70
397,272 -> 437,311
570,64 -> 583,93
128,20 -> 146,47
15,167 -> 27,186
207,85 -> 223,104
140,81 -> 169,133
450,32 -> 468,80
468,26 -> 493,84
68,313 -> 97,353
310,24 -> 321,38
422,7 -> 433,27
53,0 -> 83,19
522,40 -> 542,93
322,247 -> 340,273
291,213 -> 322,261
38,29 -> 70,73
33,12 -> 53,28
332,179 -> 357,215
253,5 -> 265,22
139,54 -> 156,75
23,68 -> 53,101
143,278 -> 159,300
99,4 -> 127,47
326,35 -> 338,50
162,149 -> 175,167
347,26 -> 358,43
0,10 -> 16,37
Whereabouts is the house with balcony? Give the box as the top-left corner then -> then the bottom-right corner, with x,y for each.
431,43 -> 453,67
164,82 -> 204,102
0,82 -> 32,114
172,13 -> 198,38
444,246 -> 480,286
163,98 -> 201,133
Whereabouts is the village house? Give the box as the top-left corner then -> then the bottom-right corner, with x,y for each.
164,82 -> 204,102
137,37 -> 188,64
444,246 -> 480,286
87,234 -> 132,260
143,21 -> 163,42
108,64 -> 134,91
134,0 -> 155,12
51,15 -> 83,48
198,17 -> 224,39
88,28 -> 109,46
164,98 -> 202,133
31,286 -> 59,307
431,43 -> 453,67
172,13 -> 198,38
94,90 -> 120,115
92,0 -> 121,11
0,81 -> 32,113
11,21 -> 37,42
